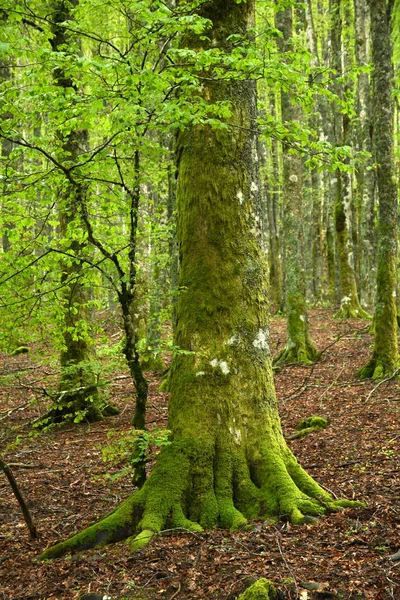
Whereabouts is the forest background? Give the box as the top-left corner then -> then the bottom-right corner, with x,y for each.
0,0 -> 399,599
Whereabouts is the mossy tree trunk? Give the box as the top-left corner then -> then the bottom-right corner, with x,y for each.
330,0 -> 369,320
358,0 -> 399,379
305,0 -> 325,306
274,3 -> 319,365
39,0 -> 361,561
354,0 -> 375,310
267,93 -> 283,313
44,0 -> 108,425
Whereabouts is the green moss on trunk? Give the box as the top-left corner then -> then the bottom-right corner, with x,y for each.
358,0 -> 399,378
274,5 -> 319,364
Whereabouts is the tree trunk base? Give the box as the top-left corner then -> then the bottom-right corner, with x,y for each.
274,341 -> 320,366
37,399 -> 119,428
38,435 -> 363,560
334,304 -> 371,320
357,357 -> 399,380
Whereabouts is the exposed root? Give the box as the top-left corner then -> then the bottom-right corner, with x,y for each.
38,436 -> 364,560
334,303 -> 371,320
357,357 -> 400,380
36,399 -> 119,429
274,339 -> 320,366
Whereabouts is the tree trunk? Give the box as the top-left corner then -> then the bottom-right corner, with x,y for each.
274,3 -> 320,365
305,0 -> 325,306
39,0 -> 361,561
43,0 -> 111,425
354,0 -> 375,309
358,0 -> 399,378
330,0 -> 369,319
267,94 -> 284,313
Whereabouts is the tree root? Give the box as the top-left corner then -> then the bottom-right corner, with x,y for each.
38,437 -> 364,561
357,357 -> 400,380
36,398 -> 119,429
274,340 -> 320,366
334,303 -> 371,320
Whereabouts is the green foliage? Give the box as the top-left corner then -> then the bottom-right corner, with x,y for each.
102,427 -> 171,482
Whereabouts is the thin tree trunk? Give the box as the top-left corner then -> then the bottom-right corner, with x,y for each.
330,0 -> 369,319
274,2 -> 320,365
354,0 -> 375,309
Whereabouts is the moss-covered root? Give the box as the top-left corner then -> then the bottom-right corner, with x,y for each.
237,578 -> 281,600
288,416 -> 328,440
357,357 -> 400,380
37,400 -> 119,429
334,298 -> 371,320
38,441 -> 364,561
274,338 -> 320,366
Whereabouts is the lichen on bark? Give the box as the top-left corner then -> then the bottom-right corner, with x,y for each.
39,0 -> 362,562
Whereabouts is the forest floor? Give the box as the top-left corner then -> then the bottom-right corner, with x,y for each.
0,310 -> 399,600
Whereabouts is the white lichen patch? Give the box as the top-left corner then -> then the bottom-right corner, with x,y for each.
250,181 -> 259,193
210,358 -> 230,375
340,295 -> 351,307
393,290 -> 397,298
228,333 -> 240,346
219,361 -> 230,375
253,328 -> 270,353
330,178 -> 338,185
229,427 -> 242,445
237,190 -> 244,204
289,174 -> 298,183
196,371 -> 205,377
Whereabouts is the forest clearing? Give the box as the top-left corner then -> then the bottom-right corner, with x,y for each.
0,311 -> 398,600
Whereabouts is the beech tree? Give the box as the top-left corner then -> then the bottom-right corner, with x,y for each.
39,0 -> 361,561
274,1 -> 320,365
330,0 -> 369,319
358,0 -> 399,378
44,0 -> 111,424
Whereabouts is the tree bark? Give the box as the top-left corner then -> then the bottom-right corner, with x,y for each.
354,0 -> 375,309
330,0 -> 369,319
358,0 -> 399,378
274,2 -> 320,365
41,0 -> 110,425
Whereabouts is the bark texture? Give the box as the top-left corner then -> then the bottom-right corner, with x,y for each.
354,0 -> 375,309
39,0 -> 361,561
358,0 -> 399,378
330,0 -> 369,320
274,3 -> 320,364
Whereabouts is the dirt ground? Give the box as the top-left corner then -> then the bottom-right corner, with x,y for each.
0,310 -> 399,600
